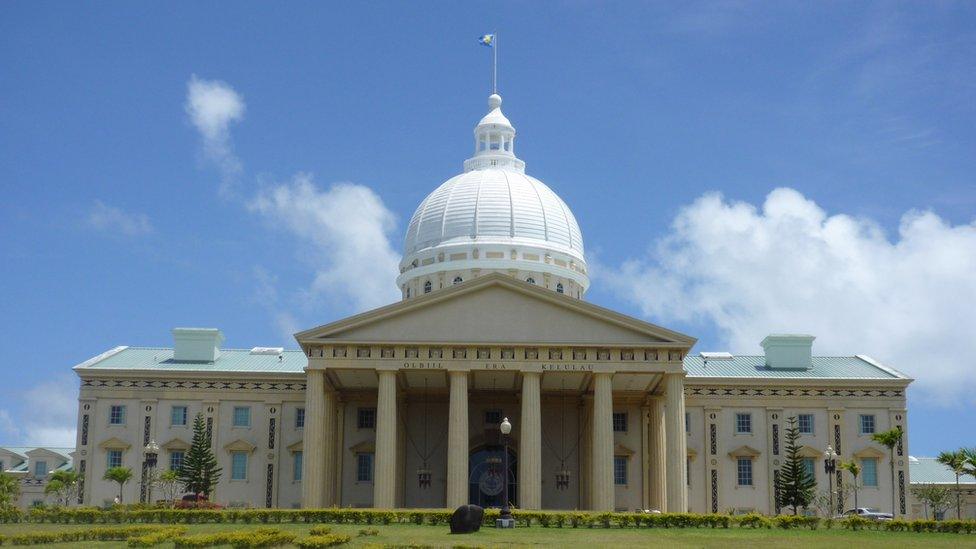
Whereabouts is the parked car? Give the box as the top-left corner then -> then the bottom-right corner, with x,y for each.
837,508 -> 893,521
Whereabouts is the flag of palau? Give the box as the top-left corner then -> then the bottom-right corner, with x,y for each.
478,34 -> 494,47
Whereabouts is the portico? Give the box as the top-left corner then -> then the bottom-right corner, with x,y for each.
296,273 -> 694,511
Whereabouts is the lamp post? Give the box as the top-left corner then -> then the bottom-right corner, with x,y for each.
497,417 -> 515,528
823,444 -> 837,517
144,440 -> 160,505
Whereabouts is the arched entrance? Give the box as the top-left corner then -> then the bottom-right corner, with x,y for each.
468,445 -> 517,508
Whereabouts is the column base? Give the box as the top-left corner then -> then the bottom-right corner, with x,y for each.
495,518 -> 516,528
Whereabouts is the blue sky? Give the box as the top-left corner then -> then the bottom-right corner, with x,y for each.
1,2 -> 974,455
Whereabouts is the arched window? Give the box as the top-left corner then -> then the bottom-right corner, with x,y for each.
556,283 -> 564,294
453,276 -> 463,285
424,281 -> 432,294
526,277 -> 535,285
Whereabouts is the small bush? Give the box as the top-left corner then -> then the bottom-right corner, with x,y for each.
309,525 -> 332,535
293,533 -> 353,548
358,528 -> 379,536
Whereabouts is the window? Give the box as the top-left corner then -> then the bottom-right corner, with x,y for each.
526,277 -> 535,284
735,413 -> 752,434
556,283 -> 564,294
357,408 -> 376,429
798,414 -> 814,435
862,457 -> 878,487
935,510 -> 946,521
231,452 -> 248,480
453,276 -> 463,285
107,450 -> 123,469
356,453 -> 374,482
109,405 -> 126,425
687,457 -> 691,486
802,457 -> 815,480
859,414 -> 876,435
613,456 -> 628,485
295,408 -> 305,429
33,460 -> 47,477
170,451 -> 185,472
737,458 -> 753,486
612,412 -> 628,432
233,406 -> 251,427
424,281 -> 432,294
484,410 -> 502,424
293,451 -> 303,482
171,406 -> 188,426
685,412 -> 690,433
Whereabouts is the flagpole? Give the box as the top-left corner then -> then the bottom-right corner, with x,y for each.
493,31 -> 498,95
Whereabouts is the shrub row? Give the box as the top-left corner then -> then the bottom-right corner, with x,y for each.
293,534 -> 353,548
2,507 -> 975,534
172,527 -> 297,548
0,525 -> 185,546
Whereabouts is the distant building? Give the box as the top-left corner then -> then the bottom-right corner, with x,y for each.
908,456 -> 976,520
0,447 -> 74,510
65,92 -> 913,514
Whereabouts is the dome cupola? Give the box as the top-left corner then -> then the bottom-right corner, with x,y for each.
398,94 -> 588,300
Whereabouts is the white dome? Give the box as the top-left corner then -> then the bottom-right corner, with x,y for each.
397,94 -> 589,299
403,169 -> 585,260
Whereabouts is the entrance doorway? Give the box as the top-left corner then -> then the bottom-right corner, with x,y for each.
468,445 -> 517,508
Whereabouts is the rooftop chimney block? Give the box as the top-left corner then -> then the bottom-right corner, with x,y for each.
172,327 -> 224,363
761,334 -> 814,370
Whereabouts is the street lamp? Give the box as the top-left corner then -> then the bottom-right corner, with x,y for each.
497,417 -> 515,528
823,444 -> 837,516
144,440 -> 160,504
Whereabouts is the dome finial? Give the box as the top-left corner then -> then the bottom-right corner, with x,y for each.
488,93 -> 502,110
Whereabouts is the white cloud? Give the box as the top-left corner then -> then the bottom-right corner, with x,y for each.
185,75 -> 245,195
605,188 -> 976,404
88,200 -> 153,236
249,174 -> 401,312
0,375 -> 78,447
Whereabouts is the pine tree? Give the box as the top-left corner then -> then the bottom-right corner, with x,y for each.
179,412 -> 222,499
775,416 -> 817,515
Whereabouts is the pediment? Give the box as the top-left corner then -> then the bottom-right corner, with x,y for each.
853,446 -> 885,459
161,438 -> 191,451
297,274 -> 695,347
615,443 -> 635,457
222,439 -> 256,453
728,445 -> 762,459
287,440 -> 303,452
348,440 -> 375,453
797,445 -> 822,459
99,437 -> 131,450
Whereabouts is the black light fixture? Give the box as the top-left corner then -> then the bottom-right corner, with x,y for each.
823,444 -> 838,516
143,440 -> 160,504
496,417 -> 515,528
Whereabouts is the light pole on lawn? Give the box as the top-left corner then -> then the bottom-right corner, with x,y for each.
824,444 -> 838,517
144,440 -> 160,505
497,417 -> 515,528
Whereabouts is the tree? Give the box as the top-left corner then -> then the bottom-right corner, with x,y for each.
936,449 -> 966,519
103,467 -> 133,503
0,473 -> 20,510
775,416 -> 817,514
153,469 -> 183,505
179,413 -> 222,499
44,470 -> 80,506
839,460 -> 861,511
871,426 -> 903,516
910,484 -> 953,520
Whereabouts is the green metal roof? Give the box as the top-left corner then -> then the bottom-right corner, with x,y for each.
683,355 -> 906,380
909,457 -> 976,485
75,347 -> 307,374
0,447 -> 74,473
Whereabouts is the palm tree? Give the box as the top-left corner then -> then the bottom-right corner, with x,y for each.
103,467 -> 133,504
46,470 -> 81,506
839,460 -> 861,512
0,473 -> 19,510
937,449 -> 966,519
871,426 -> 903,516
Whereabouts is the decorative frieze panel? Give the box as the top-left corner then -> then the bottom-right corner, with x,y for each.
81,414 -> 89,446
265,464 -> 274,508
686,386 -> 904,399
78,460 -> 86,504
899,471 -> 906,514
81,378 -> 305,392
710,470 -> 718,513
772,424 -> 779,456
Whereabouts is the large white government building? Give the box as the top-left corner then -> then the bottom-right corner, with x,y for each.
68,93 -> 914,515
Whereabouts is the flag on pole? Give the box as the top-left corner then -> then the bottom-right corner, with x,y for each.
478,34 -> 495,47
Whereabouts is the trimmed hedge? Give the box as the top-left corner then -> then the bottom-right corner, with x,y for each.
1,507 -> 975,534
173,527 -> 297,548
1,525 -> 185,546
293,533 -> 353,548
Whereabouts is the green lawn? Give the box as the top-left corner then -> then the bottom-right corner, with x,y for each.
1,522 -> 974,548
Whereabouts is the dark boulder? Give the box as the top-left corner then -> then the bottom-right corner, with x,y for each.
450,504 -> 484,534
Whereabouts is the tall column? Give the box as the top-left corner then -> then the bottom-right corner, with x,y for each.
590,372 -> 615,511
321,390 -> 337,506
302,370 -> 326,508
649,397 -> 667,511
665,373 -> 688,513
446,371 -> 469,509
374,370 -> 398,508
519,372 -> 542,509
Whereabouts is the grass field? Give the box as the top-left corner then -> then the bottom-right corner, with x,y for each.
2,522 -> 975,548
